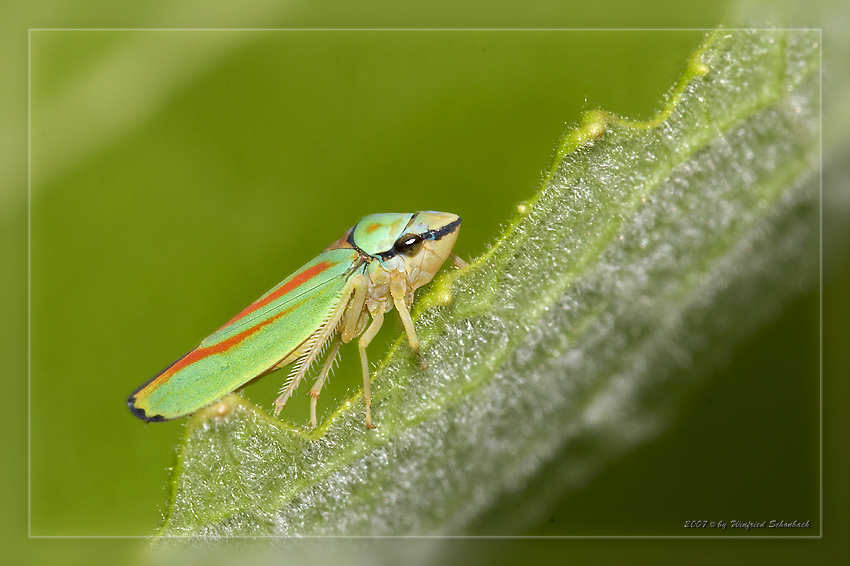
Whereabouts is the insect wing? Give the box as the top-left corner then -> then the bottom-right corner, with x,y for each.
128,248 -> 362,421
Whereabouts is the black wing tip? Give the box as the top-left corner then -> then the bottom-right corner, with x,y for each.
127,395 -> 168,422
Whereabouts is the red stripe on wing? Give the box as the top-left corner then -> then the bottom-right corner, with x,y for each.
142,300 -> 303,393
219,260 -> 334,329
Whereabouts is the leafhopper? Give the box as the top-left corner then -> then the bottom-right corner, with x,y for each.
128,211 -> 462,429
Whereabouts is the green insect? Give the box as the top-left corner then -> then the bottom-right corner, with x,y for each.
128,212 -> 463,429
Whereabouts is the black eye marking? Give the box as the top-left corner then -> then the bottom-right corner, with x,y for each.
393,233 -> 425,256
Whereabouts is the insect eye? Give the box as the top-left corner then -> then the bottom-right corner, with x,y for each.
393,233 -> 424,256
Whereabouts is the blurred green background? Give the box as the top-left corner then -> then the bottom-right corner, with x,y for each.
4,0 -> 847,565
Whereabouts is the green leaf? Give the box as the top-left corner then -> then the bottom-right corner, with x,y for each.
157,29 -> 819,539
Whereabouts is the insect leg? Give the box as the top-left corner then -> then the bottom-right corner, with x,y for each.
341,274 -> 369,342
393,296 -> 428,370
308,336 -> 342,428
358,311 -> 384,429
450,252 -> 467,268
273,284 -> 354,417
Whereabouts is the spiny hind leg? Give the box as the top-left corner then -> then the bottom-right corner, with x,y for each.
358,311 -> 384,429
308,336 -> 342,428
273,284 -> 355,418
273,348 -> 309,417
273,377 -> 300,417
